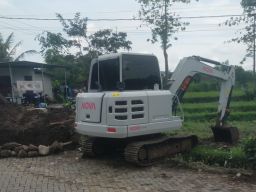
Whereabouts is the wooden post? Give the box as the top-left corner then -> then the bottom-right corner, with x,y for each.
8,63 -> 14,102
41,68 -> 46,103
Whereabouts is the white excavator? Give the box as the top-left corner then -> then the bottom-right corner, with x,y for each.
75,53 -> 239,166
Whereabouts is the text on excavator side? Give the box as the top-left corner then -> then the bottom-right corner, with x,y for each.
81,102 -> 96,110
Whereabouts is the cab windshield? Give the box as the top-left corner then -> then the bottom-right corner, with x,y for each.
90,58 -> 120,91
122,54 -> 161,90
90,54 -> 161,91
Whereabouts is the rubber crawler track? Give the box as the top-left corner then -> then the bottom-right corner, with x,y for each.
81,135 -> 198,166
80,136 -> 95,157
124,135 -> 198,166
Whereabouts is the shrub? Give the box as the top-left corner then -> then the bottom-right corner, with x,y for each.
241,82 -> 256,101
185,145 -> 247,168
243,137 -> 256,169
244,89 -> 256,101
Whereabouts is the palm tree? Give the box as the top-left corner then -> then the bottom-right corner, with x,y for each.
0,32 -> 37,62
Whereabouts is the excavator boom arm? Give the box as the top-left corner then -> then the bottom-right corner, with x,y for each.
169,56 -> 235,126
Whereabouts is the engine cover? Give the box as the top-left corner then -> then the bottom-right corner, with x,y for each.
75,90 -> 182,138
76,92 -> 104,123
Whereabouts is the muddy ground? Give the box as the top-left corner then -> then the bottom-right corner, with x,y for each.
0,96 -> 75,145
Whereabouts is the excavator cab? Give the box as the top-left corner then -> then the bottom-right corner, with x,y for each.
89,53 -> 162,92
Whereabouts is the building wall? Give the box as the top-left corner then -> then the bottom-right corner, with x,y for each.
34,73 -> 53,98
0,68 -> 53,99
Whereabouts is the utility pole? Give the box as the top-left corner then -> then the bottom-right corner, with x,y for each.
253,14 -> 256,93
163,0 -> 168,89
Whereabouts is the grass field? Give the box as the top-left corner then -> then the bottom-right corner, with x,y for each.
171,90 -> 256,168
173,89 -> 256,141
182,90 -> 246,103
176,121 -> 256,140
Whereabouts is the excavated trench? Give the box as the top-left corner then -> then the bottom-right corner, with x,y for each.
0,96 -> 76,158
0,104 -> 75,145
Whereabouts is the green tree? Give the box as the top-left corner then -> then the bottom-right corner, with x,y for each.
224,0 -> 256,85
89,29 -> 132,54
37,13 -> 132,87
0,32 -> 36,62
136,0 -> 195,88
235,66 -> 254,86
224,1 -> 255,64
56,13 -> 131,56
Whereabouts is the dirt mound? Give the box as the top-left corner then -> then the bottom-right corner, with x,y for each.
0,102 -> 75,145
0,94 -> 8,105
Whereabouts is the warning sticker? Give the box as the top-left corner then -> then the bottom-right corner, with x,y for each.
112,92 -> 121,97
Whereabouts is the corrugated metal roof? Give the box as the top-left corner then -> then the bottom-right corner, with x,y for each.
0,61 -> 69,68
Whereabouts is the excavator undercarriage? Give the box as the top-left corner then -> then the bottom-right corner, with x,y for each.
80,134 -> 198,166
124,135 -> 198,166
80,126 -> 238,166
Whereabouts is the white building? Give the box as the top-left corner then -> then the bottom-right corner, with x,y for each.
0,61 -> 67,101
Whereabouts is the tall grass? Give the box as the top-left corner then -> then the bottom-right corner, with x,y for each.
185,111 -> 256,122
175,89 -> 256,169
182,90 -> 250,103
184,145 -> 247,168
182,101 -> 256,113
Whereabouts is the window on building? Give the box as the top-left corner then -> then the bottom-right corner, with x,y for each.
24,76 -> 32,81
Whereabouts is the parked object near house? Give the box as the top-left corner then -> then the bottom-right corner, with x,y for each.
0,61 -> 68,103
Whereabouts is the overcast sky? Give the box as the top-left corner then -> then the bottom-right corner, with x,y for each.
0,0 -> 252,71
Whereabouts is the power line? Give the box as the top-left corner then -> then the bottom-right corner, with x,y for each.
0,27 -> 244,36
0,14 -> 245,21
0,5 -> 242,17
179,14 -> 242,19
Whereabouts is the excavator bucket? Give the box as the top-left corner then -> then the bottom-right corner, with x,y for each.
211,126 -> 239,144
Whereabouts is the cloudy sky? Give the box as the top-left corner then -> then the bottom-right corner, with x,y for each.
0,0 -> 251,71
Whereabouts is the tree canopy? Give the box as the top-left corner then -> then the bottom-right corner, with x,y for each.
223,0 -> 256,92
0,32 -> 36,62
136,0 -> 196,87
224,1 -> 256,65
37,12 -> 132,88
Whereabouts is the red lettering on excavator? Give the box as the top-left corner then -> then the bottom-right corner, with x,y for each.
202,66 -> 213,74
181,76 -> 192,91
129,126 -> 141,131
81,102 -> 96,110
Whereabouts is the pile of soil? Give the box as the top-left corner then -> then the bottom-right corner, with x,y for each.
0,98 -> 75,146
